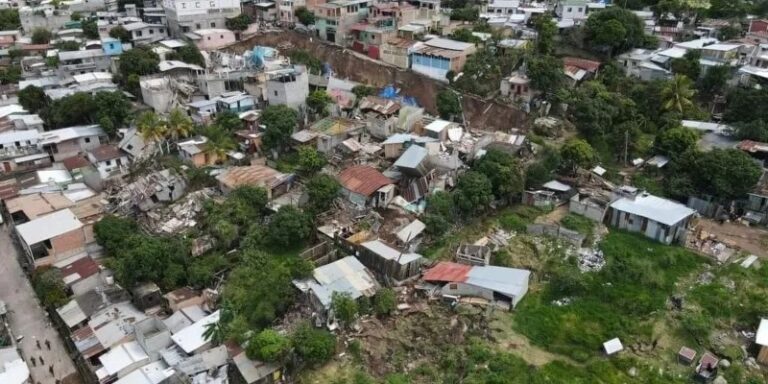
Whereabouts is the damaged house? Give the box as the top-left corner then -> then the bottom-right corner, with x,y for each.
423,261 -> 531,310
216,164 -> 294,199
307,117 -> 367,154
360,96 -> 402,139
523,180 -> 574,208
338,165 -> 395,208
109,169 -> 187,214
357,239 -> 423,282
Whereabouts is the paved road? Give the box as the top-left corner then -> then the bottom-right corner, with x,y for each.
0,225 -> 79,384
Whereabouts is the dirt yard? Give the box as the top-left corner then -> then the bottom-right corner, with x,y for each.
695,218 -> 768,258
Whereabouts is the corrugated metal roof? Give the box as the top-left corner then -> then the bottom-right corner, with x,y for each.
394,144 -> 427,169
310,256 -> 378,307
171,310 -> 219,354
99,341 -> 149,376
609,193 -> 695,226
423,37 -> 474,51
466,266 -> 530,298
361,240 -> 422,264
338,165 -> 392,197
396,220 -> 426,243
113,361 -> 175,384
56,299 -> 87,328
422,262 -> 472,282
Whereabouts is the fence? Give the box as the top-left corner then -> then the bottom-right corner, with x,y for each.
526,224 -> 586,247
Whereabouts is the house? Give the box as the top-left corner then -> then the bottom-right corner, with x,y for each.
132,282 -> 164,311
15,208 -> 87,267
523,180 -> 574,208
177,136 -> 216,166
86,144 -> 129,181
162,0 -> 241,37
164,287 -> 204,312
295,256 -> 379,316
563,57 -> 601,87
0,129 -> 44,173
111,169 -> 187,214
359,96 -> 402,138
40,125 -> 107,162
605,189 -> 695,245
123,21 -> 168,45
119,128 -> 156,160
101,37 -> 123,56
500,72 -> 534,104
756,318 -> 768,364
337,165 -> 394,207
112,361 -> 175,384
358,239 -> 423,281
381,133 -> 437,159
232,350 -> 282,384
266,66 -> 309,111
423,261 -> 531,309
163,305 -> 207,334
217,91 -> 256,113
185,28 -> 235,50
309,117 -> 366,153
216,165 -> 294,199
394,144 -> 429,176
410,38 -> 477,81
617,49 -> 672,81
555,0 -> 589,21
314,0 -> 374,45
380,38 -> 416,69
5,192 -> 75,224
348,2 -> 417,59
569,188 -> 611,222
58,255 -> 102,296
745,171 -> 768,225
0,347 -> 30,384
170,310 -> 220,354
424,119 -> 456,142
96,341 -> 150,382
57,49 -> 112,80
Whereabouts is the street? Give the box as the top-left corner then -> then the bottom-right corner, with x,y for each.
0,225 -> 80,384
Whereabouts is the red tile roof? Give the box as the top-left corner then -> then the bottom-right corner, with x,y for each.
422,261 -> 472,283
338,165 -> 392,197
562,57 -> 601,73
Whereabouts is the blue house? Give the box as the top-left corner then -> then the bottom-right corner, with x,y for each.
101,37 -> 123,56
216,92 -> 255,113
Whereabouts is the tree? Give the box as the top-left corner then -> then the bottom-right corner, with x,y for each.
425,191 -> 454,235
584,8 -> 648,55
105,233 -> 190,289
306,90 -> 332,116
373,288 -> 396,316
18,85 -> 47,113
531,14 -> 557,55
167,45 -> 205,67
698,65 -> 729,98
291,323 -> 335,366
0,66 -> 20,85
297,146 -> 326,174
719,23 -> 742,40
436,90 -> 461,120
450,6 -> 479,21
708,0 -> 747,18
295,7 -> 316,25
136,111 -> 167,147
94,215 -> 139,250
201,125 -> 236,163
31,28 -> 52,44
692,149 -> 762,200
733,120 -> 768,142
261,105 -> 298,151
225,14 -> 252,31
473,149 -> 524,201
213,110 -> 242,132
81,19 -> 99,39
93,91 -> 131,137
671,50 -> 701,80
188,253 -> 228,288
202,320 -> 227,346
246,330 -> 290,362
454,171 -> 493,214
306,174 -> 339,212
331,292 -> 358,328
0,9 -> 20,30
450,28 -> 480,43
166,108 -> 194,142
32,267 -> 69,308
560,139 -> 597,174
662,75 -> 696,114
266,206 -> 312,248
109,25 -> 131,42
723,88 -> 768,123
351,85 -> 376,99
43,92 -> 97,128
526,55 -> 564,97
654,126 -> 698,158
118,46 -> 160,79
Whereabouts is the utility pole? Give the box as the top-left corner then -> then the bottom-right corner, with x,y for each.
623,129 -> 629,166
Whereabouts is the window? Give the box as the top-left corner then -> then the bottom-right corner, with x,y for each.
14,141 -> 19,147
274,90 -> 278,96
149,29 -> 154,34
577,7 -> 582,12
220,34 -> 224,38
160,28 -> 165,33
136,30 -> 143,37
196,23 -> 201,29
182,2 -> 186,7
210,22 -> 216,27
210,1 -> 215,5
0,144 -> 3,149
567,7 -> 572,12
126,144 -> 134,150
105,160 -> 111,166
207,36 -> 211,40
195,2 -> 200,7
449,283 -> 457,289
84,137 -> 91,143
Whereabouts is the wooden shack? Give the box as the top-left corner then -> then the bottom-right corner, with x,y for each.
358,240 -> 423,282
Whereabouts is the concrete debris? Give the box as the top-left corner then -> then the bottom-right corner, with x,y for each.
144,188 -> 217,234
697,271 -> 715,285
577,247 -> 605,272
473,229 -> 515,251
552,297 -> 572,306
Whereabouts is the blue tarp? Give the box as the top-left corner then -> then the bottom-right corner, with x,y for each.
249,46 -> 277,68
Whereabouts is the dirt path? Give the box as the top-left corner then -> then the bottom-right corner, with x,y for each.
0,226 -> 80,384
695,218 -> 768,258
534,205 -> 570,225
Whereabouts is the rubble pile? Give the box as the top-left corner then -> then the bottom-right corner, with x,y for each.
577,247 -> 606,272
144,188 -> 216,234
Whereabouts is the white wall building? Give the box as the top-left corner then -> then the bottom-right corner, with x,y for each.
161,0 -> 241,37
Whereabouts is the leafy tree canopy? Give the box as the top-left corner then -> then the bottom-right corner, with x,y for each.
226,14 -> 252,31
436,89 -> 461,120
109,25 -> 131,42
261,105 -> 298,151
167,45 -> 205,67
295,7 -> 316,25
473,149 -> 525,200
31,28 -> 52,44
584,8 -> 649,55
266,206 -> 312,248
454,171 -> 493,214
18,85 -> 47,113
246,329 -> 290,362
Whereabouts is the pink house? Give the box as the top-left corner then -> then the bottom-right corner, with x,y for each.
185,29 -> 236,50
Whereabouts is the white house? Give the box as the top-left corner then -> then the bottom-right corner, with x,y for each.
605,188 -> 695,244
86,144 -> 129,180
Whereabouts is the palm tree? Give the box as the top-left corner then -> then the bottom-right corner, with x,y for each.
202,320 -> 226,345
202,125 -> 236,164
167,108 -> 194,141
662,75 -> 696,115
136,111 -> 168,153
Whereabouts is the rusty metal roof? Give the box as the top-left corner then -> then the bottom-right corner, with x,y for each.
338,165 -> 392,197
422,261 -> 471,283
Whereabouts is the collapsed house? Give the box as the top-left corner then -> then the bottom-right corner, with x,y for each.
357,239 -> 423,282
108,168 -> 187,214
337,165 -> 395,208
